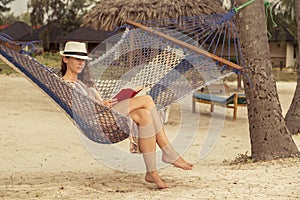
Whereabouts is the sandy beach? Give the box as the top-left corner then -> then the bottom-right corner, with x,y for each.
0,74 -> 299,199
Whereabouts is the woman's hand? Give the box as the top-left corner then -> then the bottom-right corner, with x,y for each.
102,99 -> 118,108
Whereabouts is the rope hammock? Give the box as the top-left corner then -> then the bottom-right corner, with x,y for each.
0,8 -> 245,145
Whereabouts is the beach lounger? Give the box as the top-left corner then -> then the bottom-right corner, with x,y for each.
192,93 -> 247,121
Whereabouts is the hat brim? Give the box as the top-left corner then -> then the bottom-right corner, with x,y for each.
60,51 -> 92,60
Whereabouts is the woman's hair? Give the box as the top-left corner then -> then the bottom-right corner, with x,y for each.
60,57 -> 68,76
60,56 -> 95,87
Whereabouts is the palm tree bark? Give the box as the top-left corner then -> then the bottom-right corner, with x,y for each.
235,0 -> 299,160
285,0 -> 300,134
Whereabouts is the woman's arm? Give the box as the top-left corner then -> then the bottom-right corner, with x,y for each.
89,87 -> 118,108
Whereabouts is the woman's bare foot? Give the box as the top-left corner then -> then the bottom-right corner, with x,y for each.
162,154 -> 193,170
161,144 -> 193,170
145,171 -> 169,189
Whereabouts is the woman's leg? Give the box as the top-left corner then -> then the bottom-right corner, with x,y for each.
129,105 -> 192,173
114,95 -> 193,169
155,130 -> 193,170
147,103 -> 193,170
139,137 -> 169,189
129,109 -> 168,189
112,95 -> 156,116
113,95 -> 192,187
146,104 -> 193,170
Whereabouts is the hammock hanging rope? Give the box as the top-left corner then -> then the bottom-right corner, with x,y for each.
0,7 -> 246,144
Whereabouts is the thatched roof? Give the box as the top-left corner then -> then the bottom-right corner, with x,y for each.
84,0 -> 225,31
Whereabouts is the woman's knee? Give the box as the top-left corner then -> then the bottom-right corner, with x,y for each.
143,95 -> 155,107
130,109 -> 151,126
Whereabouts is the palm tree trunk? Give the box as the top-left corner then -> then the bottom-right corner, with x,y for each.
284,0 -> 300,134
235,0 -> 299,160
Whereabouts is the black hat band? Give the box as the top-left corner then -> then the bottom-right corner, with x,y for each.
63,51 -> 88,56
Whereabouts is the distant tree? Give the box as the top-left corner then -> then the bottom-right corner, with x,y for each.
28,0 -> 96,34
0,0 -> 15,24
27,0 -> 49,27
60,0 -> 92,34
1,12 -> 30,26
18,12 -> 31,25
0,0 -> 14,12
0,13 -> 20,24
269,0 -> 297,39
235,0 -> 299,160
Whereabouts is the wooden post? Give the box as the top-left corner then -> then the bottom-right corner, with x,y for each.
192,96 -> 196,113
233,93 -> 238,121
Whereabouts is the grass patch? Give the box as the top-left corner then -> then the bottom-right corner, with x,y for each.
0,52 -> 61,75
224,68 -> 297,82
32,52 -> 61,69
223,151 -> 254,165
272,68 -> 297,82
0,61 -> 16,75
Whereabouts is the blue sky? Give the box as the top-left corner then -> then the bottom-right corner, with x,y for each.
10,0 -> 29,15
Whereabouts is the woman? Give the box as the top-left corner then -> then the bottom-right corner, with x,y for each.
60,41 -> 193,189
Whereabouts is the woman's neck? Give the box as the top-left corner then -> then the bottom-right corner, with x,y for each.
63,71 -> 78,83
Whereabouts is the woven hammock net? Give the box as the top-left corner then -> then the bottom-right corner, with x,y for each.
89,9 -> 243,109
0,9 -> 243,145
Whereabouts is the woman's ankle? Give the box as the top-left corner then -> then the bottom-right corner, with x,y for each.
145,171 -> 169,189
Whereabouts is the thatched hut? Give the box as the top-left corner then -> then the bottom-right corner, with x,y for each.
83,0 -> 224,31
19,22 -> 63,52
1,21 -> 32,40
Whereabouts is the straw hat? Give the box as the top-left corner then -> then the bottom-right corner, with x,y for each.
60,41 -> 92,60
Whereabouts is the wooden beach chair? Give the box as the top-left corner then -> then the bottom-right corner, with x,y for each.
192,92 -> 247,121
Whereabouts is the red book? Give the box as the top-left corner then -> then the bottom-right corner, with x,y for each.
113,87 -> 143,101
